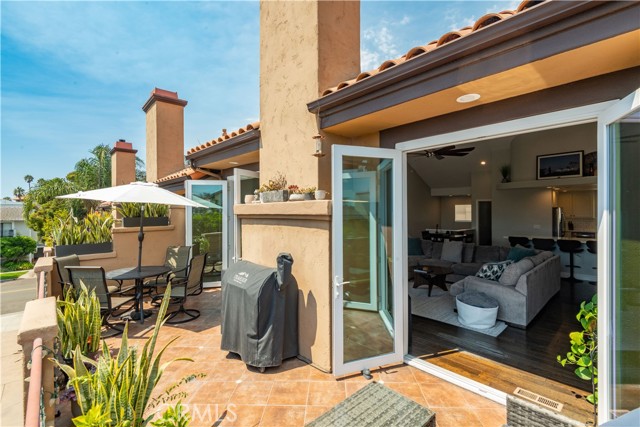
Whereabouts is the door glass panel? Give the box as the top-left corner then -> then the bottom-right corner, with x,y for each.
342,156 -> 394,364
233,169 -> 259,263
190,183 -> 225,284
610,109 -> 640,416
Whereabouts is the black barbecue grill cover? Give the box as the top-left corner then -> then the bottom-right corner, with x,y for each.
220,253 -> 297,368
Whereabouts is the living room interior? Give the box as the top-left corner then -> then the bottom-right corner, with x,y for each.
405,122 -> 599,419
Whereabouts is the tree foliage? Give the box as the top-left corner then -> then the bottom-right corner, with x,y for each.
0,235 -> 37,263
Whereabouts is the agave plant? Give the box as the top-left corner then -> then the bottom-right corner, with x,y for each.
117,202 -> 169,218
50,210 -> 113,245
83,211 -> 114,244
59,284 -> 193,426
57,284 -> 102,359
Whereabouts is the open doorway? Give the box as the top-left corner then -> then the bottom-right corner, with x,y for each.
405,123 -> 598,420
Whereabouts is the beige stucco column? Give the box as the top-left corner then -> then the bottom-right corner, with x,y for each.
142,88 -> 188,183
110,139 -> 138,186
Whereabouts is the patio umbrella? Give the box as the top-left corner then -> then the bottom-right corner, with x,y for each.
58,182 -> 207,271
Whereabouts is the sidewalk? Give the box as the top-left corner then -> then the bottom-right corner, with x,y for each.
1,310 -> 25,427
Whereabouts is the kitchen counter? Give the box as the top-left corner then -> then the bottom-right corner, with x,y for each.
520,236 -> 597,281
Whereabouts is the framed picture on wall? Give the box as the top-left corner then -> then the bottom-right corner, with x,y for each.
537,151 -> 583,180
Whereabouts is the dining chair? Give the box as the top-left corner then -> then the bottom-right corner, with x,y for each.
144,245 -> 191,292
54,254 -> 80,292
158,253 -> 207,324
67,266 -> 136,334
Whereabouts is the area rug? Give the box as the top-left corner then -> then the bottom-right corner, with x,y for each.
409,285 -> 508,337
305,382 -> 435,427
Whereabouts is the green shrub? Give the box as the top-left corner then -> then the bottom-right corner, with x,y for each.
0,261 -> 34,272
117,203 -> 169,218
0,235 -> 37,263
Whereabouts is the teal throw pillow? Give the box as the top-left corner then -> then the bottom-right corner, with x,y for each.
476,260 -> 514,281
507,246 -> 537,262
408,238 -> 423,256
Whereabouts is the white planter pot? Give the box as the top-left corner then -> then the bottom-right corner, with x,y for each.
315,190 -> 327,200
244,194 -> 255,204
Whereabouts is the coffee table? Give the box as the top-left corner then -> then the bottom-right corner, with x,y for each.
413,265 -> 451,297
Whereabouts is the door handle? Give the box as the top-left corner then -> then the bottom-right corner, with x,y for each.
334,276 -> 351,298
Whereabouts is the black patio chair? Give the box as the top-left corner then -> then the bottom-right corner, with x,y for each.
155,253 -> 207,324
67,266 -> 136,334
144,245 -> 191,294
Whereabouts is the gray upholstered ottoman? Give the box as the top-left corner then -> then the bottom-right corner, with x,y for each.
455,291 -> 499,329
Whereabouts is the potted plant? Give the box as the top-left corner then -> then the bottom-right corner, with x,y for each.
315,189 -> 328,200
499,165 -> 511,183
557,294 -> 598,425
52,211 -> 114,256
288,185 -> 316,201
258,172 -> 289,203
57,284 -> 102,361
118,202 -> 170,227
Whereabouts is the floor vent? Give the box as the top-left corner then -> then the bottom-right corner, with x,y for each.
513,387 -> 564,412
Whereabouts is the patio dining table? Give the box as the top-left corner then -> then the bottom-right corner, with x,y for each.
106,265 -> 171,324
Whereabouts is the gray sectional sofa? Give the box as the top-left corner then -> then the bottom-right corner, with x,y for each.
408,239 -> 561,328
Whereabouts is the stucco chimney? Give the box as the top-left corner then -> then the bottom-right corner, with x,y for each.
142,88 -> 188,182
110,139 -> 138,186
259,1 -> 360,189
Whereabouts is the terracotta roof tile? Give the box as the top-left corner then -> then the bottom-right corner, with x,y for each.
185,121 -> 261,156
321,0 -> 547,96
155,167 -> 198,183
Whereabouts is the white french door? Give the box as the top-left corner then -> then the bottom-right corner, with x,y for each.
232,168 -> 259,263
332,145 -> 404,377
185,180 -> 228,287
597,89 -> 640,425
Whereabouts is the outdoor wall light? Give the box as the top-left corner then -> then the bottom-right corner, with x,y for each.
229,161 -> 239,165
312,134 -> 326,158
480,160 -> 486,165
456,93 -> 481,103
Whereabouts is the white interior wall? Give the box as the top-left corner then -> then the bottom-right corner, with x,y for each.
407,164 -> 440,237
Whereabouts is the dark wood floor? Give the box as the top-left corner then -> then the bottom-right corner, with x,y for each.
410,279 -> 597,422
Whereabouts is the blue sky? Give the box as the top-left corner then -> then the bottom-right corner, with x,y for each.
1,1 -> 519,198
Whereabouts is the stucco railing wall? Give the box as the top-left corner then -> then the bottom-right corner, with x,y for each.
235,200 -> 333,371
18,252 -> 57,427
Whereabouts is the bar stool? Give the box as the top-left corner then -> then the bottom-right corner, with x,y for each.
508,236 -> 531,248
557,239 -> 583,282
532,238 -> 556,251
586,240 -> 597,285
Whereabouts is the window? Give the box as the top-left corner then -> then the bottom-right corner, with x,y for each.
455,204 -> 472,222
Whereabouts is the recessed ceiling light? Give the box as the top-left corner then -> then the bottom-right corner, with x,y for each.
456,93 -> 481,103
229,161 -> 239,165
480,161 -> 486,165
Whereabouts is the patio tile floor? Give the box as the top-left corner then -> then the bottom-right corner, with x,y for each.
57,288 -> 506,426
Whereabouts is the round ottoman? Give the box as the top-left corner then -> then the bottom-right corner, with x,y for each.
455,291 -> 499,329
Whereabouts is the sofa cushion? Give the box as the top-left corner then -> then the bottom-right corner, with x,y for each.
476,260 -> 513,281
408,238 -> 423,256
420,239 -> 433,258
451,262 -> 483,277
507,246 -> 537,262
462,243 -> 475,263
498,246 -> 511,261
441,241 -> 464,263
475,245 -> 499,263
499,258 -> 535,286
420,258 -> 455,269
432,241 -> 444,260
528,251 -> 554,266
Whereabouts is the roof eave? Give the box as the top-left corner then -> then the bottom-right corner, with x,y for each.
186,129 -> 261,166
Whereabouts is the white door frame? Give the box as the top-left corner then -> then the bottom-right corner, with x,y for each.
332,144 -> 405,377
396,100 -> 621,409
596,88 -> 640,425
232,168 -> 259,263
185,180 -> 228,288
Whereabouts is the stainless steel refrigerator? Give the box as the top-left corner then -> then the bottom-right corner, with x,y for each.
552,207 -> 564,237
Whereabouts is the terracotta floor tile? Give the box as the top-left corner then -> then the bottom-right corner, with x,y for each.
377,364 -> 417,383
461,389 -> 505,409
345,381 -> 371,396
208,362 -> 249,382
409,366 -> 447,384
307,366 -> 334,381
188,381 -> 238,405
229,381 -> 274,405
385,382 -> 429,406
304,406 -> 332,424
422,382 -> 469,408
260,405 -> 306,427
432,407 -> 483,427
218,404 -> 266,426
474,407 -> 507,427
268,381 -> 310,405
307,381 -> 346,406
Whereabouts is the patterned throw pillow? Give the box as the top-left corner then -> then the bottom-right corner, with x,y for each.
475,260 -> 514,281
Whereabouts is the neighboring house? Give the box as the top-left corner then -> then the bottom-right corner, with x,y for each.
0,200 -> 35,239
124,1 -> 638,424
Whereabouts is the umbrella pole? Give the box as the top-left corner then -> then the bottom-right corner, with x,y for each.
137,204 -> 144,272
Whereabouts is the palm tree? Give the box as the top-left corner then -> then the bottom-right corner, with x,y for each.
24,175 -> 34,191
13,187 -> 25,200
71,144 -> 112,190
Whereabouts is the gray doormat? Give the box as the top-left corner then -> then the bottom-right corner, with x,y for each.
409,286 -> 508,337
305,382 -> 435,427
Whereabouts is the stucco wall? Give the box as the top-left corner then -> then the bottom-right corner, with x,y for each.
111,150 -> 137,187
145,101 -> 185,183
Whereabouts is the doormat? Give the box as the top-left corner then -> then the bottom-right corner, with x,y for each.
409,286 -> 508,337
305,382 -> 435,427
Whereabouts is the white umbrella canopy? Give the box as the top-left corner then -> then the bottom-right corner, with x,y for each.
58,182 -> 207,271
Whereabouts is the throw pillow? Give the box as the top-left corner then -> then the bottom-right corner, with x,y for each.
421,239 -> 433,258
408,238 -> 423,256
441,241 -> 464,263
432,241 -> 444,260
499,258 -> 535,286
476,260 -> 514,281
462,243 -> 475,263
507,246 -> 537,262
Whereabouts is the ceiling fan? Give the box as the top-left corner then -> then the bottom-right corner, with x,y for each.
408,145 -> 475,160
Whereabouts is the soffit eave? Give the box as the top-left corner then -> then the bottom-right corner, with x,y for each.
186,130 -> 260,165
